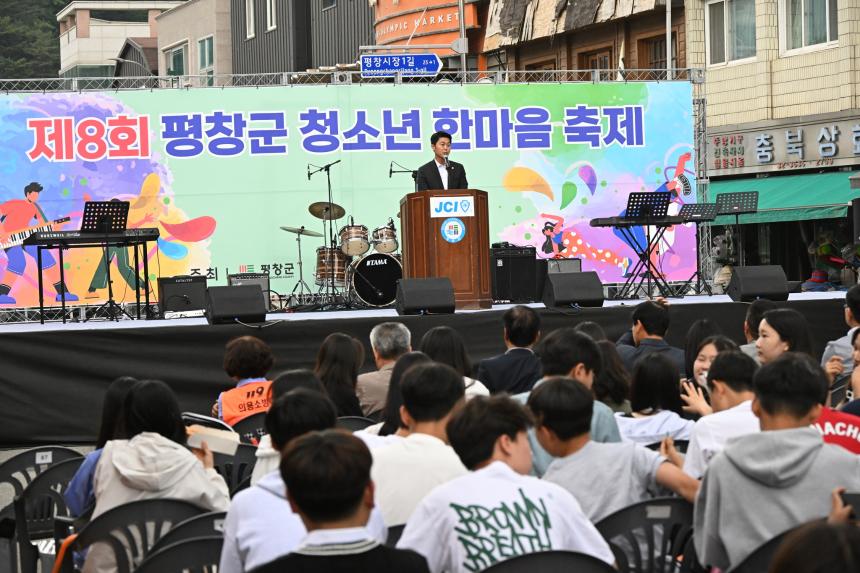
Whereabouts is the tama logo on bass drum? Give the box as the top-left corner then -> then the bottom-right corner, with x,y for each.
366,259 -> 388,266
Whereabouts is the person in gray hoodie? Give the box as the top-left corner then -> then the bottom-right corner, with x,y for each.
694,352 -> 860,571
220,388 -> 386,573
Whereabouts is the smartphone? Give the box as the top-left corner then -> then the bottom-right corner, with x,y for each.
839,491 -> 860,518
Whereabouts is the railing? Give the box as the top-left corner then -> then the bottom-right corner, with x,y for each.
0,68 -> 703,93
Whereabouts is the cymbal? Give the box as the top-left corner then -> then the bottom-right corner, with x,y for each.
308,201 -> 346,220
280,226 -> 324,237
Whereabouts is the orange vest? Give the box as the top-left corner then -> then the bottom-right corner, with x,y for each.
221,380 -> 273,426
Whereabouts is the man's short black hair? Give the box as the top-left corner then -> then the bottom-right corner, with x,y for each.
534,328 -> 602,376
24,182 -> 42,196
753,352 -> 829,418
503,305 -> 540,347
430,131 -> 452,145
527,377 -> 593,440
223,336 -> 274,379
447,395 -> 533,470
270,369 -> 326,402
399,362 -> 465,422
281,430 -> 371,522
745,299 -> 777,339
846,285 -> 860,324
631,301 -> 670,337
265,388 -> 337,450
574,321 -> 607,341
706,351 -> 758,393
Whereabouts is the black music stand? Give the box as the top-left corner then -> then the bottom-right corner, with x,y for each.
716,191 -> 758,266
617,192 -> 673,298
82,201 -> 133,322
675,203 -> 719,296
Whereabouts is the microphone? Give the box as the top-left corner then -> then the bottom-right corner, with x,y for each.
307,166 -> 310,181
389,162 -> 393,178
444,156 -> 450,170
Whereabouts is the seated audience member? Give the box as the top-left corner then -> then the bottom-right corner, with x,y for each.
574,320 -> 608,341
769,521 -> 860,573
532,378 -> 699,522
681,335 -> 739,416
314,333 -> 365,417
356,322 -> 411,417
86,380 -> 229,573
682,351 -> 759,479
812,340 -> 860,453
594,340 -> 632,414
756,308 -> 814,365
397,395 -> 614,572
475,305 -> 542,394
65,376 -> 138,518
616,301 -> 685,376
371,363 -> 467,525
738,299 -> 777,363
252,370 -> 327,484
683,319 -> 722,381
513,328 -> 621,476
420,326 -> 490,397
214,336 -> 274,425
821,284 -> 860,377
221,389 -> 386,573
694,353 -> 860,571
252,431 -> 429,573
615,353 -> 694,444
356,351 -> 431,448
840,330 -> 860,416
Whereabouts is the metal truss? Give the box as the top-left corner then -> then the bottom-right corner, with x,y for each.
0,303 -> 154,324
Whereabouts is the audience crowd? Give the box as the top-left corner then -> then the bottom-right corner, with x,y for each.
51,290 -> 860,573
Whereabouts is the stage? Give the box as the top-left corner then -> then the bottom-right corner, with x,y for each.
0,291 -> 846,446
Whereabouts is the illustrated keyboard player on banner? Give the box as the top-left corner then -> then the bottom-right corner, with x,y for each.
415,131 -> 468,191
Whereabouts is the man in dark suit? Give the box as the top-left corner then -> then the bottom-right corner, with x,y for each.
475,305 -> 542,394
415,130 -> 468,191
253,430 -> 430,573
616,300 -> 685,376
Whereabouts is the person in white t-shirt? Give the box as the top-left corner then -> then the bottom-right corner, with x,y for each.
371,362 -> 467,526
679,351 -> 760,479
531,377 -> 699,522
398,395 -> 614,573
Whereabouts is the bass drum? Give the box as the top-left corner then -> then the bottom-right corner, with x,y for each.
349,253 -> 402,307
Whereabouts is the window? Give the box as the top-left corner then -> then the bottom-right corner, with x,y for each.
785,0 -> 838,50
322,0 -> 336,9
708,0 -> 756,64
198,36 -> 214,86
641,34 -> 677,69
167,44 -> 187,76
578,48 -> 612,71
245,0 -> 255,38
266,0 -> 276,30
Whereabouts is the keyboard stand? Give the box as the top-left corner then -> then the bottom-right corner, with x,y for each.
614,221 -> 676,300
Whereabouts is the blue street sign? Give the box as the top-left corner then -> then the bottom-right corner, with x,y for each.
360,53 -> 442,78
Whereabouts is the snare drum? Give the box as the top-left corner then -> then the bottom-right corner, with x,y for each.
315,247 -> 348,287
372,225 -> 398,254
338,225 -> 369,256
348,253 -> 402,307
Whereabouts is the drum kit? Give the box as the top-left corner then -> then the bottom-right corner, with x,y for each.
280,201 -> 403,309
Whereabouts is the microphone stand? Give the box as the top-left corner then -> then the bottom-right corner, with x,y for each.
308,159 -> 342,309
390,161 -> 419,192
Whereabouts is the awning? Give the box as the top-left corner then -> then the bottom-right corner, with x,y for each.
709,171 -> 860,225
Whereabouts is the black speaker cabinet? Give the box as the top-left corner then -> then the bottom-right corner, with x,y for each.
491,247 -> 537,303
726,265 -> 788,302
228,272 -> 271,308
157,275 -> 207,314
542,271 -> 604,308
726,265 -> 789,302
205,285 -> 267,325
395,277 -> 455,315
853,197 -> 860,244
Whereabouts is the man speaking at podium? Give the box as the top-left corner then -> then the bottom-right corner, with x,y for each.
415,131 -> 468,191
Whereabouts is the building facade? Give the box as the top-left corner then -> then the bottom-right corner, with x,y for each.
57,0 -> 184,77
311,0 -> 375,69
156,0 -> 233,84
230,0 -> 312,73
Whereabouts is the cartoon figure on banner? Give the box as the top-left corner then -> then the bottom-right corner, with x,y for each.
86,200 -> 153,296
0,182 -> 78,304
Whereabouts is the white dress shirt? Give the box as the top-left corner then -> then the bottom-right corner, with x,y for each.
437,161 -> 448,189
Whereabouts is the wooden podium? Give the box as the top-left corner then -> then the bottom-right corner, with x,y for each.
399,189 -> 492,309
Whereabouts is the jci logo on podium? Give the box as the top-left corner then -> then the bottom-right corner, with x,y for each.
430,196 -> 475,218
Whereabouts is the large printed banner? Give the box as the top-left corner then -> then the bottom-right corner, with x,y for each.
0,83 -> 695,306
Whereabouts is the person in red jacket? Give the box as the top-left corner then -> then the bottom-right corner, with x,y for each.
214,336 -> 274,426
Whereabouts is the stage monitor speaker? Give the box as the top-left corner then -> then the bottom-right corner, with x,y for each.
547,258 -> 582,274
491,247 -> 537,303
853,198 -> 860,244
726,265 -> 789,302
206,285 -> 267,325
228,272 -> 271,309
158,275 -> 207,314
542,271 -> 604,308
395,277 -> 455,315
